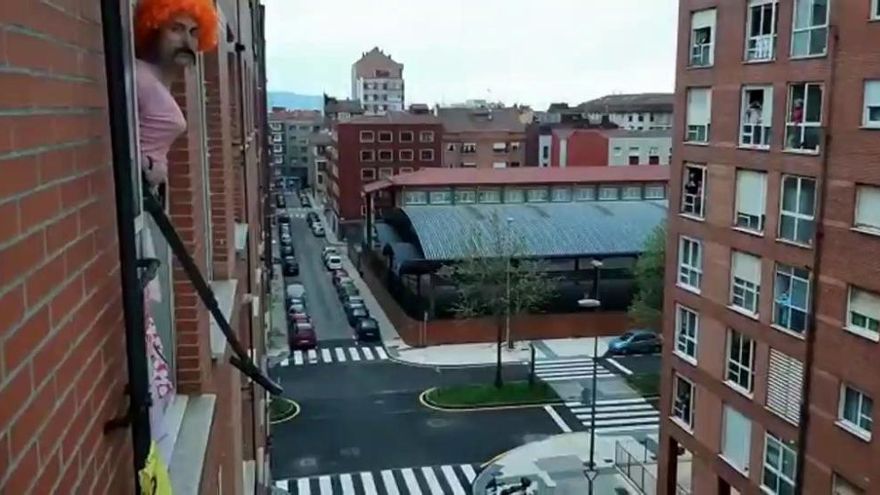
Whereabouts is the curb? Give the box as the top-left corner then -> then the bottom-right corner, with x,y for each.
418,388 -> 563,413
269,397 -> 301,425
385,354 -> 522,370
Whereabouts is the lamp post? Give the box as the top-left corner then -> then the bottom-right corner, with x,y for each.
578,259 -> 603,495
504,217 -> 514,348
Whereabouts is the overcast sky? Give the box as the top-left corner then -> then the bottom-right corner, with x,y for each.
262,0 -> 679,110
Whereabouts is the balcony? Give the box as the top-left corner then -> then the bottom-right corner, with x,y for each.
746,34 -> 775,62
784,124 -> 823,154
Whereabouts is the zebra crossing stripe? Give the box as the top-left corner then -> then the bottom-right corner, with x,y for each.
278,464 -> 479,495
339,473 -> 355,494
461,465 -> 477,483
362,347 -> 375,360
274,479 -> 289,490
361,472 -> 378,495
420,466 -> 443,495
400,468 -> 421,494
348,348 -> 361,361
321,349 -> 333,362
318,475 -> 332,494
297,477 -> 309,495
381,469 -> 400,495
440,465 -> 466,495
335,348 -> 347,362
294,351 -> 304,365
375,347 -> 389,359
307,349 -> 318,362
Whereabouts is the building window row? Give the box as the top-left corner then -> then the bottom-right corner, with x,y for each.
360,130 -> 435,143
360,149 -> 435,163
398,183 -> 667,206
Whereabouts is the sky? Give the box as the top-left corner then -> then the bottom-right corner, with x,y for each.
262,0 -> 680,110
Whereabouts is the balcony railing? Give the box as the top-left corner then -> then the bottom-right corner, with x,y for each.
741,123 -> 771,147
614,442 -> 690,495
784,124 -> 823,153
681,192 -> 704,218
746,34 -> 775,61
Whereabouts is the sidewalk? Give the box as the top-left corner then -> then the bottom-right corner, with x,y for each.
390,337 -> 615,367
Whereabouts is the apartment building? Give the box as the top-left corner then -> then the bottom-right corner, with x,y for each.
0,0 -> 273,493
659,1 -> 880,494
324,94 -> 365,123
268,109 -> 321,185
438,106 -> 529,169
545,128 -> 672,167
545,94 -> 674,130
326,111 -> 443,240
351,47 -> 405,115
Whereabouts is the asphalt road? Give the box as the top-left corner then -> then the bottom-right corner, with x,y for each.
607,353 -> 662,376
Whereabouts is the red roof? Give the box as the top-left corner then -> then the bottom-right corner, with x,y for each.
363,166 -> 670,193
269,109 -> 321,121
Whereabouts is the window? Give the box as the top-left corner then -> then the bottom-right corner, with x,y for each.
360,149 -> 375,162
575,186 -> 596,201
746,0 -> 778,61
785,83 -> 823,152
272,134 -> 282,143
510,161 -> 521,168
273,144 -> 282,153
419,149 -> 435,161
527,188 -> 549,202
678,237 -> 703,292
839,384 -> 873,439
645,184 -> 666,199
270,122 -> 281,131
446,143 -> 456,152
360,130 -> 375,143
478,189 -> 501,203
766,349 -> 804,424
428,190 -> 452,204
399,167 -> 414,174
847,287 -> 880,341
779,175 -> 816,245
855,185 -> 880,234
833,474 -> 865,495
874,0 -> 880,19
492,161 -> 507,169
461,162 -> 477,168
674,305 -> 699,363
273,156 -> 282,165
400,149 -> 414,161
863,81 -> 880,127
791,0 -> 829,58
378,131 -> 393,143
454,189 -> 476,204
731,251 -> 761,315
462,142 -> 476,153
648,155 -> 660,165
622,186 -> 642,200
774,264 -> 810,334
741,86 -> 773,147
541,146 -> 550,159
598,186 -> 619,201
681,165 -> 706,218
686,88 -> 712,143
721,405 -> 752,473
762,434 -> 797,494
672,374 -> 695,430
492,142 -> 508,152
360,168 -> 376,181
726,329 -> 755,394
378,167 -> 393,179
551,187 -> 571,202
400,131 -> 414,142
504,188 -> 525,203
628,155 -> 639,165
378,150 -> 393,162
419,131 -> 434,142
690,9 -> 716,67
511,141 -> 521,151
613,146 -> 622,156
734,169 -> 767,232
404,190 -> 427,205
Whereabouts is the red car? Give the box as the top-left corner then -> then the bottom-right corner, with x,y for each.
288,322 -> 317,350
331,269 -> 349,287
288,311 -> 310,324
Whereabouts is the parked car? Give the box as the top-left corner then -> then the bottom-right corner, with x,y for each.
325,254 -> 342,270
280,232 -> 292,245
280,244 -> 294,256
604,329 -> 662,356
346,306 -> 370,326
288,312 -> 310,324
286,296 -> 306,308
287,301 -> 307,315
275,195 -> 286,208
282,257 -> 299,276
307,212 -> 319,225
354,317 -> 380,342
286,283 -> 306,299
337,285 -> 360,301
332,271 -> 350,287
277,214 -> 290,224
341,295 -> 365,308
322,246 -> 338,260
288,322 -> 317,350
300,196 -> 311,208
312,224 -> 325,237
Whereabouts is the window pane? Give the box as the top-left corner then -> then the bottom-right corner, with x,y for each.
798,179 -> 815,215
806,85 -> 823,121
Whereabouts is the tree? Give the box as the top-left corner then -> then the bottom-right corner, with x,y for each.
439,212 -> 559,388
628,223 -> 666,331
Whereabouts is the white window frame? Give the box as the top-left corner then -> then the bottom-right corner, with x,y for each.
378,149 -> 393,162
846,286 -> 880,341
461,142 -> 477,153
478,188 -> 501,204
674,304 -> 699,364
598,186 -> 619,201
551,187 -> 571,202
685,88 -> 712,143
773,263 -> 810,334
492,141 -> 508,152
689,9 -> 716,67
730,251 -> 761,316
360,149 -> 375,162
622,185 -> 642,200
734,169 -> 767,234
681,164 -> 706,219
575,186 -> 596,201
645,184 -> 666,200
428,190 -> 452,204
454,189 -> 476,204
419,131 -> 435,143
778,175 -> 816,246
833,474 -> 864,495
785,82 -> 823,153
762,434 -> 797,494
766,349 -> 804,424
360,167 -> 376,181
725,329 -> 755,395
403,190 -> 427,205
678,236 -> 703,293
874,0 -> 880,19
863,80 -> 880,127
399,130 -> 414,143
838,384 -> 873,440
360,130 -> 375,143
745,0 -> 778,61
740,86 -> 773,148
672,374 -> 695,430
378,167 -> 393,179
399,167 -> 414,174
613,146 -> 622,156
419,149 -> 435,162
492,161 -> 507,169
854,185 -> 880,234
378,130 -> 393,143
504,188 -> 525,203
791,0 -> 830,58
527,188 -> 549,202
400,149 -> 414,161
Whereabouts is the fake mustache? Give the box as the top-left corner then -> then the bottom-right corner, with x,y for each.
174,47 -> 196,59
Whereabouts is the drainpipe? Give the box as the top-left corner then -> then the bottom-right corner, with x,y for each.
793,23 -> 839,492
98,0 -> 152,488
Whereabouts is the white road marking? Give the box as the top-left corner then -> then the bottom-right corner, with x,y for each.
401,468 -> 422,494
274,479 -> 289,490
318,475 -> 332,494
360,472 -> 378,495
362,347 -> 375,360
293,351 -> 304,365
375,347 -> 389,359
307,349 -> 318,362
280,358 -> 289,367
605,357 -> 634,376
461,464 -> 477,482
335,348 -> 347,362
348,347 -> 361,361
380,470 -> 400,495
421,466 -> 444,495
296,477 -> 310,495
543,405 -> 573,433
321,349 -> 332,362
440,465 -> 467,495
339,473 -> 355,494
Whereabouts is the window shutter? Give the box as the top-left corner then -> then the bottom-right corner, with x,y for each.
687,89 -> 711,125
855,186 -> 880,229
766,349 -> 804,424
732,251 -> 762,284
691,9 -> 716,30
850,288 -> 880,321
736,170 -> 767,217
722,405 -> 752,472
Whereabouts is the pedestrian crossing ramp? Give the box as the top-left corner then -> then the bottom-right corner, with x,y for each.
274,463 -> 478,495
279,345 -> 389,367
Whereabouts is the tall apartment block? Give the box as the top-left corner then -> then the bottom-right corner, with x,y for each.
351,47 -> 405,115
659,1 -> 880,494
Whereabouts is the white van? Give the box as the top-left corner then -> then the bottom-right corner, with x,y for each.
325,255 -> 343,271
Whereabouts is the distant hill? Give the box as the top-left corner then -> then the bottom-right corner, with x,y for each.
268,92 -> 323,111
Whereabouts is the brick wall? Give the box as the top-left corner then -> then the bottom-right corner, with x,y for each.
0,1 -> 133,493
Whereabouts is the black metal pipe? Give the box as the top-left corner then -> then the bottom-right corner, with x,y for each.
99,0 -> 152,487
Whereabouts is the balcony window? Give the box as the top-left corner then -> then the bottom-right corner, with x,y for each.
419,131 -> 435,143
855,185 -> 880,234
400,131 -> 414,142
674,304 -> 699,363
686,88 -> 712,143
779,175 -> 816,245
360,130 -> 375,143
774,264 -> 810,334
726,329 -> 755,394
681,164 -> 706,218
575,186 -> 596,201
721,405 -> 752,473
672,374 -> 695,430
863,81 -> 880,127
598,186 -> 619,201
462,142 -> 477,154
378,131 -> 393,143
734,169 -> 767,232
730,251 -> 761,316
404,190 -> 427,205
454,189 -> 476,204
791,0 -> 829,58
762,434 -> 797,494
379,150 -> 393,162
785,83 -> 823,152
400,149 -> 414,161
645,184 -> 666,200
746,0 -> 778,61
678,236 -> 703,292
846,287 -> 880,341
526,188 -> 549,202
741,86 -> 773,147
428,190 -> 452,204
551,187 -> 571,202
838,384 -> 873,439
478,188 -> 501,204
689,9 -> 716,67
360,168 -> 376,181
504,188 -> 525,203
420,149 -> 435,162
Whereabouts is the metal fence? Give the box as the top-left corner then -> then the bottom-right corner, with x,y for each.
615,441 -> 657,495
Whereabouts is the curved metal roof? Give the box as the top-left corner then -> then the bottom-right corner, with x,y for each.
401,201 -> 667,261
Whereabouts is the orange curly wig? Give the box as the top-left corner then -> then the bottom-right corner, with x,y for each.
134,0 -> 219,53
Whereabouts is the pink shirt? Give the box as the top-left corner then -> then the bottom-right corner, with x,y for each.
136,59 -> 186,186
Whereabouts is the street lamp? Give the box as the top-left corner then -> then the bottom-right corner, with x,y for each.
504,217 -> 514,348
578,258 -> 603,495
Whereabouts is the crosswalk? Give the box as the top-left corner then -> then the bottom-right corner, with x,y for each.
564,396 -> 660,435
279,346 -> 389,367
533,357 -> 615,382
274,463 -> 478,495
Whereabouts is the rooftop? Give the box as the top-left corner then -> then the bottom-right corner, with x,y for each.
345,111 -> 442,125
268,109 -> 321,122
436,106 -> 528,133
324,95 -> 364,115
551,128 -> 672,139
363,165 -> 670,193
353,47 -> 403,78
578,93 -> 674,114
